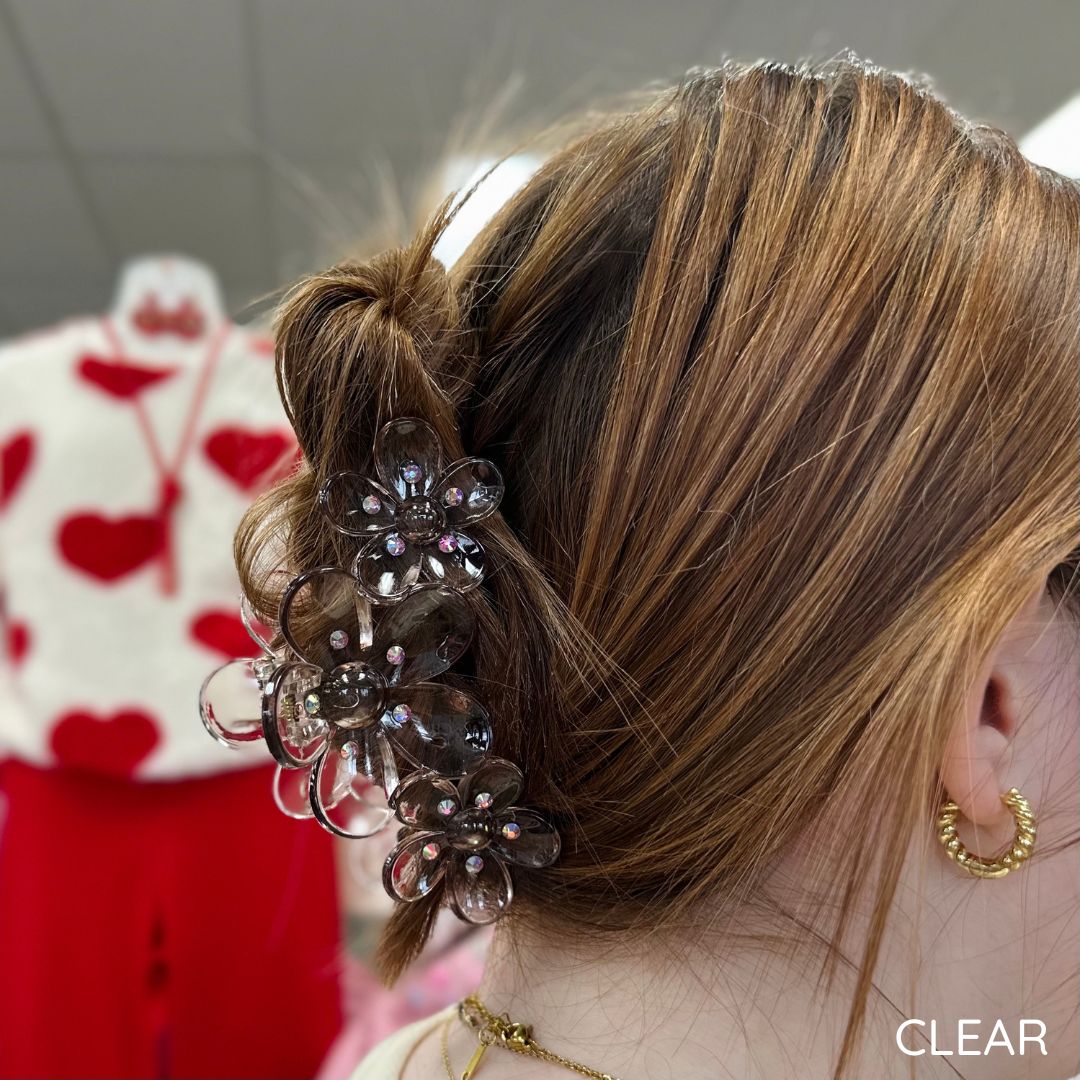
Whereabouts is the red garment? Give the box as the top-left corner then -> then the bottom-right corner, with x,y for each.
0,760 -> 343,1080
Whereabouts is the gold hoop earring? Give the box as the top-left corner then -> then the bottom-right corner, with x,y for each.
937,787 -> 1036,879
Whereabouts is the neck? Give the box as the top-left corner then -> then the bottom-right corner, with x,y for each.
433,912 -> 961,1080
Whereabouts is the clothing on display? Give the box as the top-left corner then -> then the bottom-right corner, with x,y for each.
0,256 -> 342,1080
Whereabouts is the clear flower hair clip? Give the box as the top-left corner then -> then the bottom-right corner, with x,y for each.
200,568 -> 493,838
383,758 -> 561,925
319,418 -> 504,602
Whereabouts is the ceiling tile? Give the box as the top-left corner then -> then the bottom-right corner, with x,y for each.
912,0 -> 1080,133
0,156 -> 111,286
255,0 -> 498,160
83,157 -> 274,291
8,0 -> 253,155
0,15 -> 55,152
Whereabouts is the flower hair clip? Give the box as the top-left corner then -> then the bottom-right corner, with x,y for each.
384,758 -> 561,924
199,417 -> 560,926
319,417 -> 504,602
200,569 -> 492,838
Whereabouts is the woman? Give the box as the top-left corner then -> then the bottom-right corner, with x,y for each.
236,58 -> 1080,1079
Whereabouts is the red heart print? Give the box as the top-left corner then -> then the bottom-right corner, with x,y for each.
78,355 -> 177,399
191,610 -> 257,659
1,431 -> 34,510
50,708 -> 160,777
203,427 -> 293,491
57,512 -> 163,582
6,620 -> 30,665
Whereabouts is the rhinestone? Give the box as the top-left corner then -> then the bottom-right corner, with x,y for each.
385,533 -> 406,556
473,792 -> 493,810
437,798 -> 457,817
443,486 -> 464,507
501,822 -> 521,841
303,692 -> 321,716
401,462 -> 423,484
464,855 -> 484,875
421,842 -> 440,861
386,644 -> 405,666
329,629 -> 349,650
361,494 -> 382,515
390,703 -> 412,727
437,533 -> 458,554
339,740 -> 358,759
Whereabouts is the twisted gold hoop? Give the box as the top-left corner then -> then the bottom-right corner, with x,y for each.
937,787 -> 1036,879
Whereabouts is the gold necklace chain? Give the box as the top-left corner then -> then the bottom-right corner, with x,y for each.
440,993 -> 621,1080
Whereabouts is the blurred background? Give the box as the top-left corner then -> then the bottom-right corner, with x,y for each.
1,3 -> 1078,1079
2,0 -> 1079,335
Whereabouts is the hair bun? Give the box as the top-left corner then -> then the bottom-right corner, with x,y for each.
274,220 -> 462,474
330,246 -> 457,361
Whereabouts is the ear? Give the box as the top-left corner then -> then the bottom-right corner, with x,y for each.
940,581 -> 1046,830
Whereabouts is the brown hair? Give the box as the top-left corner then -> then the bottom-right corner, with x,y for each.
237,58 -> 1080,1077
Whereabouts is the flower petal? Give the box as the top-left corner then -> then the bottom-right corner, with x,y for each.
421,532 -> 485,592
382,830 -> 448,902
279,567 -> 374,668
375,418 -> 442,499
261,661 -> 330,767
319,471 -> 397,536
491,808 -> 561,868
200,657 -> 270,746
460,757 -> 524,813
389,770 -> 460,830
309,728 -> 394,838
383,683 -> 493,775
272,763 -> 315,819
433,458 -> 504,527
370,586 -> 475,684
354,535 -> 423,604
447,852 -> 513,925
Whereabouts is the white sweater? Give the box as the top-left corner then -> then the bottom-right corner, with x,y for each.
0,314 -> 293,779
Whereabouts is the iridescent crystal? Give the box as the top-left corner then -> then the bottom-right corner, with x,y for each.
339,740 -> 358,759
361,494 -> 382,515
437,533 -> 458,554
385,533 -> 406,556
329,629 -> 349,650
437,798 -> 457,817
444,486 -> 464,507
303,692 -> 321,716
390,703 -> 412,727
501,822 -> 521,841
421,842 -> 440,861
473,791 -> 493,810
386,644 -> 405,666
464,855 -> 484,875
401,462 -> 423,484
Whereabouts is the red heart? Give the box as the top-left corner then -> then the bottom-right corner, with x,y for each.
50,708 -> 160,777
1,431 -> 34,510
57,512 -> 163,582
204,427 -> 293,491
78,355 -> 177,399
191,610 -> 256,659
6,620 -> 30,665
